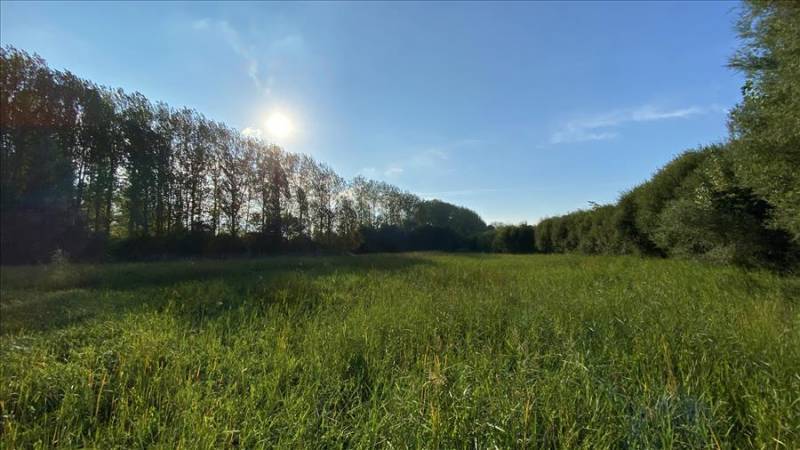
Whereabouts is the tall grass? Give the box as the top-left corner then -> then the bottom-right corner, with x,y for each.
1,254 -> 798,448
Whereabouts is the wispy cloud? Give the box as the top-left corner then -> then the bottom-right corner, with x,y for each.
193,19 -> 271,95
389,139 -> 480,175
191,19 -> 304,97
384,166 -> 404,177
407,147 -> 449,169
550,104 -> 719,144
241,127 -> 263,139
358,167 -> 378,178
417,188 -> 506,198
192,19 -> 210,30
358,139 -> 482,181
551,130 -> 618,144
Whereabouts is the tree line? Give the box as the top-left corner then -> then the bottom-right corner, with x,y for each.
533,0 -> 799,268
2,0 -> 796,267
1,46 -> 508,263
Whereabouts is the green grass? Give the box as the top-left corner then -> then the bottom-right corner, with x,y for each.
1,254 -> 798,449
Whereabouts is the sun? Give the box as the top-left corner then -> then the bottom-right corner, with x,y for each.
265,112 -> 294,140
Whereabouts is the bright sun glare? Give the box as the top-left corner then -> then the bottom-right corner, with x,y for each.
265,112 -> 294,140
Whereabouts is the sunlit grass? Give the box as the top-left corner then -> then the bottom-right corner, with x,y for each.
1,254 -> 798,448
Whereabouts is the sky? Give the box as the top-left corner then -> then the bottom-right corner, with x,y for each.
0,1 -> 744,224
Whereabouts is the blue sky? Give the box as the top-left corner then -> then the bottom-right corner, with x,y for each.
1,1 -> 743,224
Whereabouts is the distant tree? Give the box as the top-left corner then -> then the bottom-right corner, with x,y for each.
220,133 -> 250,236
255,143 -> 289,247
414,199 -> 487,237
492,224 -> 535,253
0,45 -> 496,262
336,196 -> 362,251
308,161 -> 343,245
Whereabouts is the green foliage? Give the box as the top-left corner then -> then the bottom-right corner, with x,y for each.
533,1 -> 800,269
413,199 -> 487,237
653,149 -> 796,266
536,204 -> 630,256
3,0 -> 799,266
491,224 -> 535,253
0,49 -> 90,263
1,254 -> 798,447
729,0 -> 800,241
357,224 -> 471,253
0,47 -> 487,263
628,149 -> 713,254
534,144 -> 799,268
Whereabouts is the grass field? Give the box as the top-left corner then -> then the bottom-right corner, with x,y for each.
1,254 -> 798,448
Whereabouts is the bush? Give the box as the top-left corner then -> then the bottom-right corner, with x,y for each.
492,224 -> 535,253
204,234 -> 247,257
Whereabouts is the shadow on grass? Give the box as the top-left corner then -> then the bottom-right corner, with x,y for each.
0,254 -> 433,335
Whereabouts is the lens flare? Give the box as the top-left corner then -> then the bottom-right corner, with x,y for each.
265,112 -> 294,139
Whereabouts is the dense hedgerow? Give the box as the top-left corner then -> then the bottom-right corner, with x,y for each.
535,146 -> 799,267
533,1 -> 800,268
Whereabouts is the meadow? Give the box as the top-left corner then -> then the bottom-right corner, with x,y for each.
1,254 -> 798,448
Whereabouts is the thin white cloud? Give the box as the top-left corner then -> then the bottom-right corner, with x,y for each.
417,188 -> 506,198
220,21 -> 271,95
550,104 -> 716,144
271,34 -> 305,52
359,167 -> 378,178
551,129 -> 618,144
384,166 -> 404,177
408,147 -> 449,169
359,139 -> 481,181
396,139 -> 479,172
241,127 -> 263,139
192,19 -> 210,30
192,18 -> 298,96
630,105 -> 704,122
